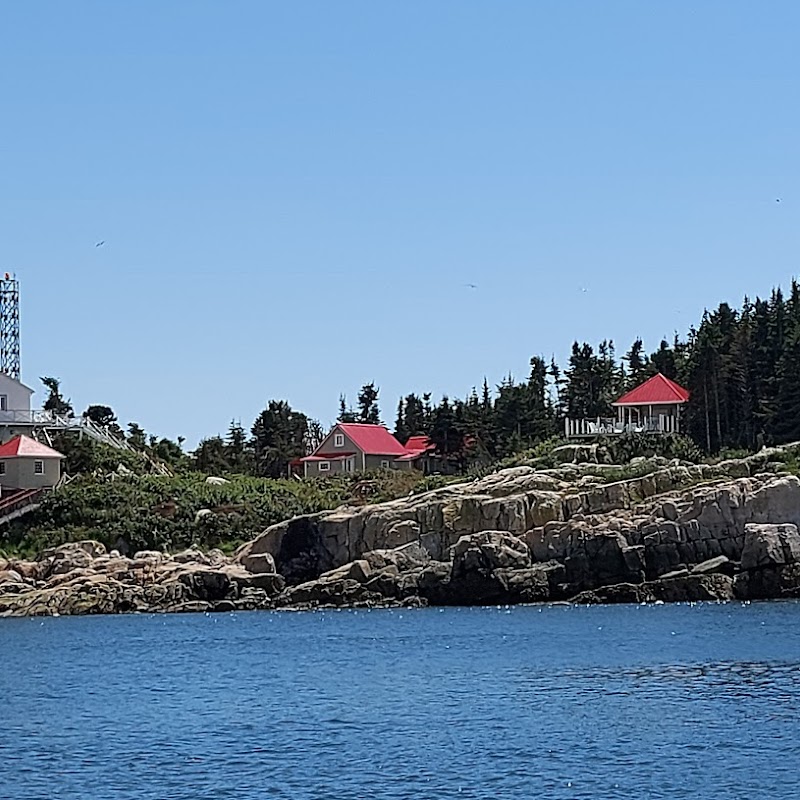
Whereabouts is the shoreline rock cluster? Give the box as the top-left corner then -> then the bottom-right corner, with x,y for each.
4,446 -> 800,616
0,543 -> 285,616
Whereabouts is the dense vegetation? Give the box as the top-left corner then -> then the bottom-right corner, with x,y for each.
2,449 -> 434,558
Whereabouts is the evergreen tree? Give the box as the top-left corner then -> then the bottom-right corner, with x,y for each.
401,393 -> 427,437
126,422 -> 148,450
224,420 -> 254,474
150,437 -> 187,468
548,358 -> 566,418
394,398 -> 409,444
428,397 -> 465,470
623,338 -> 650,389
41,377 -> 73,417
563,342 -> 617,419
193,436 -> 229,475
771,327 -> 800,442
337,394 -> 357,423
251,400 -> 309,478
650,339 -> 678,380
357,382 -> 381,424
82,404 -> 124,437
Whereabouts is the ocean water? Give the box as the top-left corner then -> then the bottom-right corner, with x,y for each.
2,602 -> 800,800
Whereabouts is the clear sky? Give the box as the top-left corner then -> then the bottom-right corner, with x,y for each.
2,1 -> 799,447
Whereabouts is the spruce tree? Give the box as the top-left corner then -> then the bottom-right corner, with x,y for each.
357,382 -> 381,425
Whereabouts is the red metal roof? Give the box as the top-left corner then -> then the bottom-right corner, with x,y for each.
404,435 -> 433,454
0,435 -> 64,459
613,373 -> 690,406
336,424 -> 408,456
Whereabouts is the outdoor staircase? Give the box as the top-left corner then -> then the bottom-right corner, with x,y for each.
29,414 -> 173,477
0,488 -> 45,526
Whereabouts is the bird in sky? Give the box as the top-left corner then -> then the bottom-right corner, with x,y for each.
95,240 -> 105,247
465,283 -> 478,289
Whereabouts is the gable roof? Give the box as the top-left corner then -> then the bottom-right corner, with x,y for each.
404,435 -> 433,453
613,373 -> 690,406
0,435 -> 64,458
334,423 -> 408,456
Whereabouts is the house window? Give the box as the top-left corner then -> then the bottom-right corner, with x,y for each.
0,462 -> 5,475
334,434 -> 345,448
34,460 -> 44,475
319,461 -> 330,472
381,460 -> 390,469
0,395 -> 6,411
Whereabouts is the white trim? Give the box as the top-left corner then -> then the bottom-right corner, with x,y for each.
380,460 -> 390,469
334,433 -> 345,448
34,459 -> 44,474
318,461 -> 330,472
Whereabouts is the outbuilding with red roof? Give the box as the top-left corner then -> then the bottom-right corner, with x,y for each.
0,434 -> 65,490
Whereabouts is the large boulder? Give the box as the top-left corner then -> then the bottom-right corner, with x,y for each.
564,531 -> 645,590
734,564 -> 800,600
740,523 -> 800,570
40,543 -> 100,579
174,566 -> 235,602
362,542 -> 430,573
571,573 -> 735,604
450,531 -> 532,576
238,552 -> 277,575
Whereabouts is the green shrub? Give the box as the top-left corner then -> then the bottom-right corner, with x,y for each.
600,433 -> 704,465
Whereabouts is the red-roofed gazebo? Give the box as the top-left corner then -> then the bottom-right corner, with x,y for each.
565,373 -> 690,438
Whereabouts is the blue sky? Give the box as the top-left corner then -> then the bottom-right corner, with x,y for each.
2,1 -> 799,447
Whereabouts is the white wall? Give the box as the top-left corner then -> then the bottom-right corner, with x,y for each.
0,374 -> 33,413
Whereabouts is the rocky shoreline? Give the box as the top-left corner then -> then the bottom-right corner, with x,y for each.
4,447 -> 800,616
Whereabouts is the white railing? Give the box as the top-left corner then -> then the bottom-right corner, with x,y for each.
0,410 -> 61,424
0,409 -> 173,473
0,409 -> 133,452
565,416 -> 680,437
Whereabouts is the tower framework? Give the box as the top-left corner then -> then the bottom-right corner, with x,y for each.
0,276 -> 20,381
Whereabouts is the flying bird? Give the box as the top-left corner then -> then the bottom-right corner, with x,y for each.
95,241 -> 105,247
465,283 -> 478,289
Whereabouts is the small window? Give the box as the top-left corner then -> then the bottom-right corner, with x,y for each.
381,460 -> 390,469
318,461 -> 330,472
334,433 -> 345,448
0,395 -> 6,411
0,461 -> 5,475
34,460 -> 44,475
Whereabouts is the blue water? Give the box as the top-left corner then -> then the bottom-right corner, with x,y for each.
1,603 -> 800,799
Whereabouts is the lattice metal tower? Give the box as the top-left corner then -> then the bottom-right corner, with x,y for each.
0,275 -> 20,381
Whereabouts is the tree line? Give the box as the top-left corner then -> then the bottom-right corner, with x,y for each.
39,278 -> 800,476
